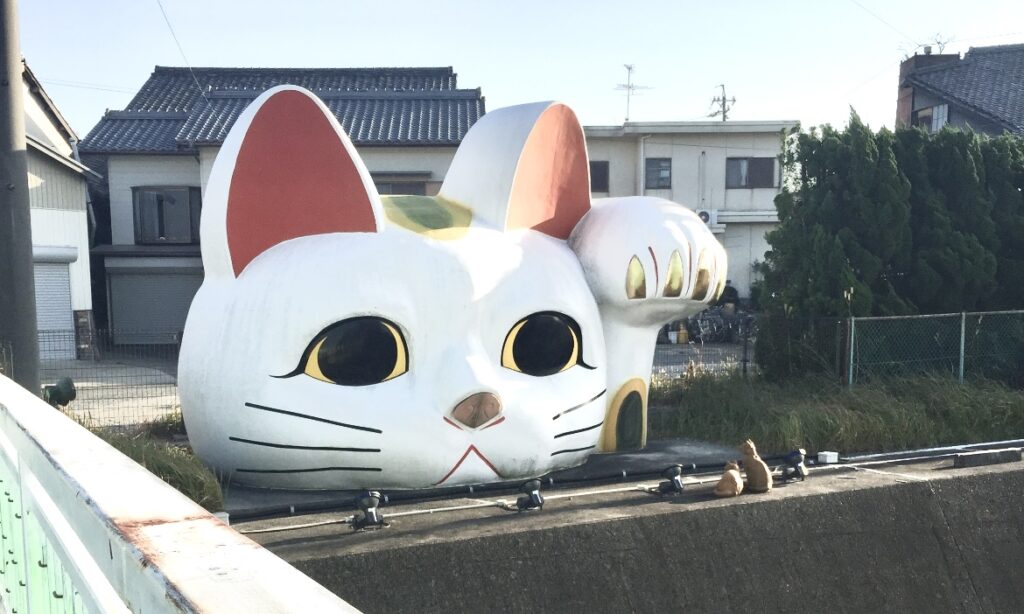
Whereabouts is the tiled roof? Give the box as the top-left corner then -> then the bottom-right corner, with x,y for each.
80,67 -> 485,153
904,44 -> 1024,134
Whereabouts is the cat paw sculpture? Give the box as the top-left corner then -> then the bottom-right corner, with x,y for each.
740,439 -> 773,493
178,86 -> 727,490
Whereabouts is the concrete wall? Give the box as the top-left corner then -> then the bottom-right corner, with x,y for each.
107,155 -> 202,245
291,469 -> 1024,614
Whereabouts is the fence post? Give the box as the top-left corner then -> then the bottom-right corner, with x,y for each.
847,317 -> 856,388
958,312 -> 966,384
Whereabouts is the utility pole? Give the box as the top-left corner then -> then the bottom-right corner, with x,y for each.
709,84 -> 736,122
0,0 -> 40,393
614,64 -> 650,122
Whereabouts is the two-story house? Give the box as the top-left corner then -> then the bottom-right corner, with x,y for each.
585,120 -> 797,297
897,44 -> 1024,136
79,66 -> 485,343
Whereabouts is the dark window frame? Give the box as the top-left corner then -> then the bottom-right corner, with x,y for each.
589,160 -> 610,192
132,186 -> 202,245
645,158 -> 672,190
725,157 -> 778,189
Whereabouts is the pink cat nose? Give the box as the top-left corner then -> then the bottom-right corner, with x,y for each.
450,392 -> 502,429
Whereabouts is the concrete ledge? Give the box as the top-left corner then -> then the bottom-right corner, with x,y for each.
250,462 -> 1024,613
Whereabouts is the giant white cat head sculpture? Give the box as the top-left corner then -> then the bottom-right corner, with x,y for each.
178,86 -> 726,490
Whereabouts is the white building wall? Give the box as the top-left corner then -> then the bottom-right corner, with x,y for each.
27,150 -> 92,311
29,209 -> 91,311
107,155 -> 202,245
23,82 -> 73,157
585,125 -> 790,298
26,150 -> 87,212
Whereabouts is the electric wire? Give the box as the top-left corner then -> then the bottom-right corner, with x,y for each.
153,0 -> 209,105
846,0 -> 920,48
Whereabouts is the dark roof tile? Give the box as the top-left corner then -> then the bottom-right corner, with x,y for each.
905,44 -> 1024,134
81,67 -> 483,153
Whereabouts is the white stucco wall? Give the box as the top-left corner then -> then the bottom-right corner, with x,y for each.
107,155 -> 202,245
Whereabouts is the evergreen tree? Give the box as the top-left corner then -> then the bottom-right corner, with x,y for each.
981,135 -> 1024,309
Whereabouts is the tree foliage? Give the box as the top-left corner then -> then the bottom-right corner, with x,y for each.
761,113 -> 1021,319
756,113 -> 1024,377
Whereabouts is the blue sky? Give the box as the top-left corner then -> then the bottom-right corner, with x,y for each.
20,0 -> 1024,137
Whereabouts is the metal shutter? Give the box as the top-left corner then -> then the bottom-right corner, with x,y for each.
109,272 -> 203,345
34,263 -> 75,360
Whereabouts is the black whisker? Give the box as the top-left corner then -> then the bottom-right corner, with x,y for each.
229,437 -> 380,453
235,467 -> 382,474
551,445 -> 596,456
244,402 -> 382,434
553,421 -> 604,439
551,389 -> 607,421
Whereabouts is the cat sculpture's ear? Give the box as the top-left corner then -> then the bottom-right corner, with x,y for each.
202,85 -> 384,278
439,101 -> 590,239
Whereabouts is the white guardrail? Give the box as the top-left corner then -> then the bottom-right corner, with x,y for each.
0,374 -> 357,613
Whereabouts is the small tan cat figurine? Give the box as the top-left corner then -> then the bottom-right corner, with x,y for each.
714,461 -> 744,497
740,439 -> 773,493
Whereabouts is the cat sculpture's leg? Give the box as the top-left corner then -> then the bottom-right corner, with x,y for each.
569,196 -> 727,452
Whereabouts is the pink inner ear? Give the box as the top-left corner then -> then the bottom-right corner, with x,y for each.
227,90 -> 377,276
506,105 -> 591,239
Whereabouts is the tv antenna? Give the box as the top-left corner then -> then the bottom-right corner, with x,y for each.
709,84 -> 736,121
614,64 -> 651,122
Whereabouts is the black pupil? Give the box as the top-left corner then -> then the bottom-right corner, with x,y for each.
316,319 -> 398,386
512,314 -> 575,377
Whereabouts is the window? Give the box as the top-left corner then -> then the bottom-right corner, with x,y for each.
645,158 -> 671,190
911,104 -> 948,134
589,161 -> 610,192
726,158 -> 777,189
374,182 -> 427,195
133,187 -> 201,244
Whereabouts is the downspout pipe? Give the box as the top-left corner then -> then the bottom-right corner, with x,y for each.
636,133 -> 651,195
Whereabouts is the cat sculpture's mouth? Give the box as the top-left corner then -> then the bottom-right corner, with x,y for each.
434,444 -> 501,485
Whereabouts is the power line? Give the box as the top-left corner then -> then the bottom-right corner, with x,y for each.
847,0 -> 920,48
153,0 -> 208,104
39,78 -> 135,94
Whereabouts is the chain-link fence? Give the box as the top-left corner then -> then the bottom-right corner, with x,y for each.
755,309 -> 1024,387
4,310 -> 1020,428
38,329 -> 180,427
852,310 -> 1024,386
653,308 -> 760,379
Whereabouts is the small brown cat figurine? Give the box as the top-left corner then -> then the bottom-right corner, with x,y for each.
714,461 -> 744,497
740,439 -> 773,493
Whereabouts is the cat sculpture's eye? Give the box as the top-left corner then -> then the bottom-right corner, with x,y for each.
501,312 -> 592,376
295,317 -> 408,386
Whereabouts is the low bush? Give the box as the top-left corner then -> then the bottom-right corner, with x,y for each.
649,373 -> 1024,455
